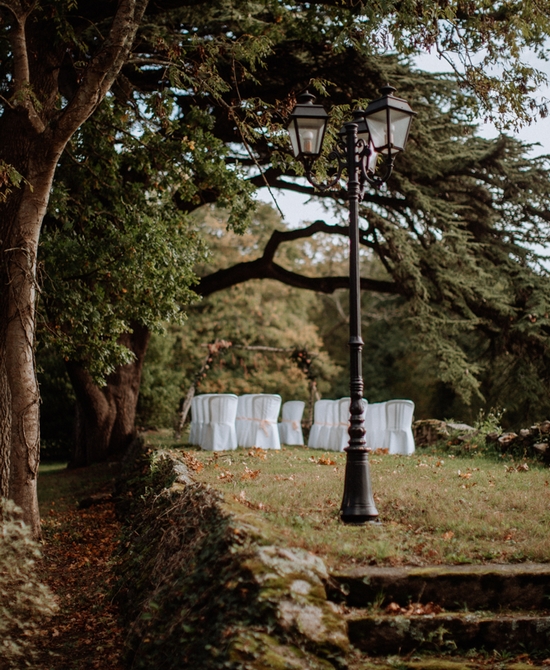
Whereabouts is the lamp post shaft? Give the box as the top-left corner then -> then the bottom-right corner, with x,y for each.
287,86 -> 415,524
340,122 -> 379,523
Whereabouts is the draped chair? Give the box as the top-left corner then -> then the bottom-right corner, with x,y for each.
190,394 -> 216,447
249,394 -> 282,450
236,394 -> 255,448
328,397 -> 350,451
308,399 -> 333,449
278,400 -> 305,446
202,394 -> 239,451
385,399 -> 415,455
188,395 -> 202,446
365,401 -> 387,452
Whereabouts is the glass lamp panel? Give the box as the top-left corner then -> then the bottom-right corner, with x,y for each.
288,120 -> 301,157
367,142 -> 378,172
365,109 -> 389,153
298,117 -> 326,156
356,118 -> 370,146
366,109 -> 413,155
389,109 -> 413,152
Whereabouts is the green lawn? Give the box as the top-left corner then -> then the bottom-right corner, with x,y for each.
145,430 -> 550,570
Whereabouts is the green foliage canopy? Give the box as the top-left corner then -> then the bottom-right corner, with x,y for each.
32,0 -> 550,425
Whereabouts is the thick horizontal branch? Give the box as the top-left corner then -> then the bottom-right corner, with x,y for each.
195,219 -> 399,297
196,259 -> 398,297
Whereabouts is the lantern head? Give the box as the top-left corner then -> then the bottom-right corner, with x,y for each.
287,91 -> 329,159
364,85 -> 416,158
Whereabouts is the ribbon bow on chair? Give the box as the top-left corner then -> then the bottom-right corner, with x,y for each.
259,418 -> 273,436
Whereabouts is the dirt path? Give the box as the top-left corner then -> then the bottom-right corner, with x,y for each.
35,466 -> 125,669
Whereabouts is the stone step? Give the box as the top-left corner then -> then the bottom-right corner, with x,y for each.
329,564 -> 550,611
347,610 -> 550,655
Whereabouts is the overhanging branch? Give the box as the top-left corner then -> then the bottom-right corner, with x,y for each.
196,219 -> 399,297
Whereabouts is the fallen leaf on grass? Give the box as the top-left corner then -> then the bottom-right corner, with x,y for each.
274,474 -> 294,482
317,455 -> 336,465
182,452 -> 204,473
505,463 -> 529,473
443,531 -> 454,541
217,470 -> 234,481
247,448 -> 267,460
234,490 -> 266,510
517,463 -> 529,471
240,466 -> 260,481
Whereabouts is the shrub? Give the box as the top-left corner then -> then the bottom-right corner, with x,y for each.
0,499 -> 57,669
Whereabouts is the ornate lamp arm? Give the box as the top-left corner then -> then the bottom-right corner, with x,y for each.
302,125 -> 394,194
301,147 -> 345,192
362,152 -> 394,190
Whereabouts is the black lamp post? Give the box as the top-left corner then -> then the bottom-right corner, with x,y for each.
287,85 -> 416,524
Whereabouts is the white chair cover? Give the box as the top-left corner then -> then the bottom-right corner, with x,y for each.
308,399 -> 327,449
278,400 -> 305,446
329,397 -> 350,452
249,394 -> 282,450
365,401 -> 386,452
202,394 -> 238,451
237,394 -> 257,447
308,399 -> 332,449
385,399 -> 415,455
319,400 -> 339,450
189,395 -> 202,446
194,394 -> 215,446
236,394 -> 253,447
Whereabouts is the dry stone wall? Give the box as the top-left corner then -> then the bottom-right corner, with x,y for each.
113,441 -> 348,670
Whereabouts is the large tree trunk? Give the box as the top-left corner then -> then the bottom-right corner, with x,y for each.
5,162 -> 56,533
0,139 -> 64,534
67,324 -> 151,467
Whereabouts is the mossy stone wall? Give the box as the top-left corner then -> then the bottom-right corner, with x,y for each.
114,444 -> 348,669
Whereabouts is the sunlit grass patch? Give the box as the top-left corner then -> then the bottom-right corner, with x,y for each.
143,431 -> 550,569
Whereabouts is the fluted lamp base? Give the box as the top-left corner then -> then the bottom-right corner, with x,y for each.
340,448 -> 380,524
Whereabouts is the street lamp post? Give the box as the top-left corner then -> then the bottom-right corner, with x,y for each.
287,85 -> 415,524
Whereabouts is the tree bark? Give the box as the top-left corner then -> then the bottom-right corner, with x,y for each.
0,356 -> 11,498
67,324 -> 151,467
5,153 -> 59,534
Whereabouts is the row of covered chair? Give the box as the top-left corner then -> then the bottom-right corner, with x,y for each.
189,393 -> 284,451
308,398 -> 415,455
189,393 -> 414,454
